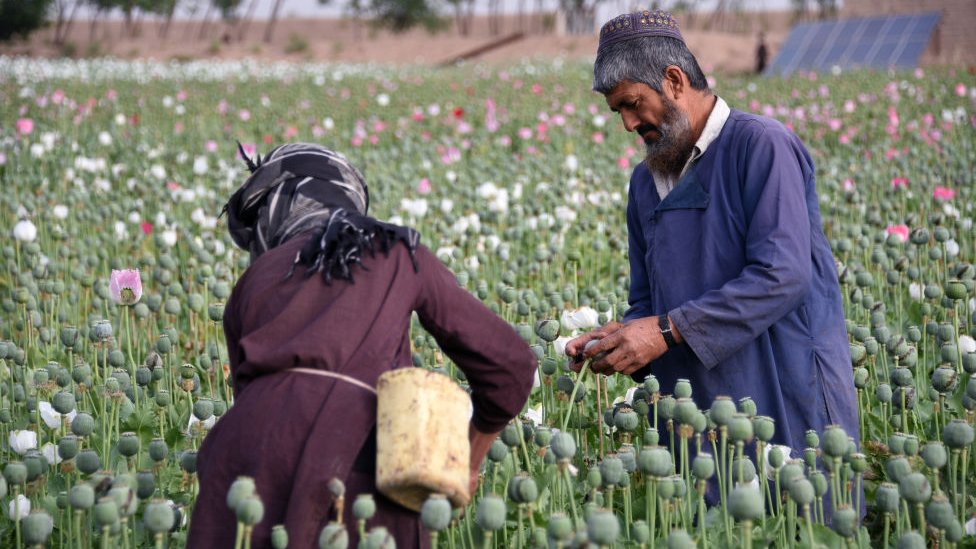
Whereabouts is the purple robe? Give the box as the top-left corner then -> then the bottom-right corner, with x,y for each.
188,235 -> 537,548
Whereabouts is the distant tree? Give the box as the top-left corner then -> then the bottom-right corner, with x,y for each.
51,0 -> 85,45
444,0 -> 474,36
0,0 -> 53,41
560,0 -> 603,35
369,0 -> 446,34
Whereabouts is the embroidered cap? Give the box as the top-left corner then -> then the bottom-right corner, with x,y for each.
598,10 -> 684,51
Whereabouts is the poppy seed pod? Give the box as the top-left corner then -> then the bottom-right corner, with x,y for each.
117,432 -> 139,457
148,438 -> 168,463
614,406 -> 639,432
534,319 -> 560,342
692,453 -> 715,480
852,367 -> 869,388
136,470 -> 155,500
831,506 -> 859,538
768,445 -> 786,469
925,494 -> 955,530
516,475 -> 539,503
236,495 -> 264,526
352,494 -> 376,521
891,368 -> 913,387
942,419 -> 974,449
728,485 -> 763,521
638,446 -> 673,477
892,386 -> 916,410
143,499 -> 175,534
674,378 -> 692,399
967,374 -> 976,399
902,435 -> 919,456
550,432 -> 576,461
109,485 -> 137,517
487,439 -> 508,463
3,461 -> 28,486
821,425 -> 849,458
644,375 -> 660,394
666,529 -> 696,549
732,457 -> 757,484
849,452 -> 868,473
753,416 -> 775,442
898,472 -> 932,504
921,441 -> 947,469
71,412 -> 95,437
208,303 -> 225,322
885,456 -> 912,484
737,397 -> 757,417
896,531 -> 926,549
267,525 -> 288,549
93,497 -> 119,527
22,510 -> 54,546
586,508 -> 620,545
155,390 -> 172,408
193,398 -> 214,421
709,396 -> 736,427
420,494 -> 452,531
875,383 -> 893,403
533,426 -> 552,448
657,395 -> 676,421
779,461 -> 805,488
76,449 -> 101,475
674,398 -> 698,426
931,366 -> 958,393
179,451 -> 198,474
849,343 -> 867,365
546,512 -> 573,541
788,477 -> 815,505
728,413 -> 754,443
318,522 -> 348,549
475,494 -> 506,531
631,520 -> 650,543
599,455 -> 624,487
135,367 -> 152,387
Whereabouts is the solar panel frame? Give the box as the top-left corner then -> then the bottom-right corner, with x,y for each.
765,11 -> 941,77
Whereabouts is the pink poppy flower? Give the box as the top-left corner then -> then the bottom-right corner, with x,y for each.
956,83 -> 967,97
15,118 -> 33,135
109,269 -> 142,305
617,156 -> 630,169
886,225 -> 909,244
891,177 -> 909,189
592,132 -> 604,144
140,222 -> 153,235
417,178 -> 431,194
933,186 -> 955,201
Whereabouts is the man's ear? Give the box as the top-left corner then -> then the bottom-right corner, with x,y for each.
662,65 -> 685,100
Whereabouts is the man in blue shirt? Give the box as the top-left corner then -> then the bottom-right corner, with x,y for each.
566,10 -> 859,480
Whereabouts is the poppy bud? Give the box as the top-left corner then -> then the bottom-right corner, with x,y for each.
420,494 -> 452,531
586,508 -> 619,545
586,467 -> 602,490
318,522 -> 348,549
767,446 -> 786,469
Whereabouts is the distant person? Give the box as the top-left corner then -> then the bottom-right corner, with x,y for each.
756,31 -> 769,74
566,10 -> 859,510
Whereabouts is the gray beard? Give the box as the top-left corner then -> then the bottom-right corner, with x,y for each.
643,97 -> 697,178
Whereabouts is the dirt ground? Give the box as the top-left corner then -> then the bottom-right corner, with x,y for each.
2,12 -> 793,75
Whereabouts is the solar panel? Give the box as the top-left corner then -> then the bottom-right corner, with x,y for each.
766,11 -> 941,77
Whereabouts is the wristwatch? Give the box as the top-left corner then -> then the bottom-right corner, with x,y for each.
659,315 -> 677,349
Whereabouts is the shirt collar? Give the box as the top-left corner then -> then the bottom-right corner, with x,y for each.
689,95 -> 730,163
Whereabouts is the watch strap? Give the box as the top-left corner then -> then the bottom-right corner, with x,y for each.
659,315 -> 677,349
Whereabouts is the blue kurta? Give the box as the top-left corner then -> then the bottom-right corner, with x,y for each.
625,108 -> 859,457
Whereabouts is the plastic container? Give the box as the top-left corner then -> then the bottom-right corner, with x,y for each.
376,367 -> 472,511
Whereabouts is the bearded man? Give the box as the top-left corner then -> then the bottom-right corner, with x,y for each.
566,11 -> 859,495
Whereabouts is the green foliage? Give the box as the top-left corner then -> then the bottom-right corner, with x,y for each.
0,0 -> 53,42
368,0 -> 448,34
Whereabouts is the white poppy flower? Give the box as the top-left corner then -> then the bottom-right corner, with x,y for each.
561,307 -> 599,331
9,430 -> 37,455
553,336 -> 572,357
161,229 -> 178,247
41,442 -> 62,465
564,155 -> 578,172
8,494 -> 30,521
12,219 -> 37,242
193,156 -> 209,175
958,335 -> 976,354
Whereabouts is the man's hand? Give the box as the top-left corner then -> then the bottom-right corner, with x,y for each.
564,321 -> 624,372
468,424 -> 501,496
568,316 -> 671,376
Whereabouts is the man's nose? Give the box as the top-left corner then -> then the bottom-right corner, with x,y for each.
620,112 -> 640,133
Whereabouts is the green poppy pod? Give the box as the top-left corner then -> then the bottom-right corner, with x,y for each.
353,494 -> 376,521
863,337 -> 879,355
644,375 -> 660,394
728,485 -> 763,521
599,455 -> 624,487
768,445 -> 787,469
802,447 -> 817,468
148,438 -> 168,463
475,494 -> 506,531
655,394 -> 676,421
869,482 -> 900,514
22,510 -> 54,546
486,439 -> 508,463
851,367 -> 868,388
901,435 -> 919,456
643,428 -> 660,446
155,390 -> 172,408
895,531 -> 926,549
728,413 -> 754,443
586,467 -> 602,490
799,430 -> 817,450
963,354 -> 976,374
931,366 -> 958,393
633,398 -> 650,417
849,344 -> 867,365
655,476 -> 675,500
875,383 -> 893,403
327,478 -> 345,499
920,441 -> 947,469
945,519 -> 964,543
968,373 -> 976,399
674,397 -> 698,426
788,477 -> 815,505
614,406 -> 639,432
76,449 -> 101,475
586,508 -> 619,545
831,506 -> 858,538
659,530 -> 694,549
854,271 -> 872,288
236,495 -> 265,526
891,367 -> 913,387
533,426 -> 552,448
617,444 -> 637,473
692,453 -> 715,480
3,461 -> 28,486
752,415 -> 775,442
109,485 -> 138,517
671,378 -> 691,399
933,226 -> 950,242
639,446 -> 673,477
779,461 -> 805,487
732,457 -> 757,484
318,522 -> 348,549
94,497 -> 119,527
851,325 -> 870,342
142,499 -> 175,535
550,432 -> 576,461
891,386 -> 916,410
940,344 -> 959,363
546,512 -> 573,542
821,425 -> 849,458
925,494 -> 955,530
898,472 -> 932,504
885,456 -> 912,483
945,280 -> 968,300
849,452 -> 868,473
226,477 -> 256,511
51,390 -> 75,415
117,432 -> 139,457
942,419 -> 975,449
420,494 -> 452,531
631,520 -> 650,543
500,423 -> 521,448
135,367 -> 152,387
534,319 -> 560,342
179,450 -> 198,474
136,470 -> 155,500
71,412 -> 95,437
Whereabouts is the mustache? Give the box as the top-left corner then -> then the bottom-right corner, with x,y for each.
636,123 -> 660,140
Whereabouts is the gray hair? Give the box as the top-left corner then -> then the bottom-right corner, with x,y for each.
593,36 -> 710,95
